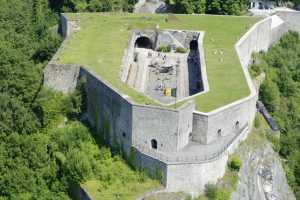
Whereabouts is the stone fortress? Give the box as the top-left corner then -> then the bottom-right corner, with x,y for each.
44,11 -> 300,196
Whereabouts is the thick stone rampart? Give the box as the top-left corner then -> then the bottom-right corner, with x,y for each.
192,95 -> 256,144
276,11 -> 300,32
236,17 -> 272,69
43,12 -> 300,197
132,102 -> 195,152
236,11 -> 300,70
80,68 -> 134,155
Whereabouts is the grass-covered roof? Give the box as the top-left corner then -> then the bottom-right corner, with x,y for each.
57,13 -> 259,112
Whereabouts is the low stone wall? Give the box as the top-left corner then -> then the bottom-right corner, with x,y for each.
134,148 -> 168,185
166,154 -> 227,196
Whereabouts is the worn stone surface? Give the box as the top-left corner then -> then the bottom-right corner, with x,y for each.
232,140 -> 295,200
43,64 -> 80,93
132,102 -> 195,152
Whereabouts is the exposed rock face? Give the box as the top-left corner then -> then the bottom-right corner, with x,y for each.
232,139 -> 295,200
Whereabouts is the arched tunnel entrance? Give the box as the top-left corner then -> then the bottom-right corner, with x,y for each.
135,36 -> 153,49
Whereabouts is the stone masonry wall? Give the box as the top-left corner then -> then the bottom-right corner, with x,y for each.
132,101 -> 195,152
271,22 -> 288,45
134,148 -> 168,185
80,68 -> 134,155
276,11 -> 300,33
60,14 -> 80,39
206,96 -> 256,144
177,102 -> 195,150
44,64 -> 80,93
236,11 -> 300,70
166,154 -> 227,195
236,17 -> 272,69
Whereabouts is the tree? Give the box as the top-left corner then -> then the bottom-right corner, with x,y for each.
259,77 -> 281,113
0,93 -> 39,135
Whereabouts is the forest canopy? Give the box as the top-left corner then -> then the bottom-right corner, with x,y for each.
0,1 -> 157,199
1,0 -> 300,199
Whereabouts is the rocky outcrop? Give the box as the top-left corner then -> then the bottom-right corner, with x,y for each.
231,138 -> 295,200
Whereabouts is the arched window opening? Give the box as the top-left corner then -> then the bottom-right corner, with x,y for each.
190,40 -> 198,51
217,129 -> 222,137
235,121 -> 240,129
135,36 -> 153,49
151,139 -> 158,149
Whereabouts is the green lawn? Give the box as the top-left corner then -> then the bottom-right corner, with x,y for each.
82,178 -> 160,200
58,13 -> 259,112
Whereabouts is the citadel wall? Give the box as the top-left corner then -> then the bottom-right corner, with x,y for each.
43,12 -> 300,196
132,102 -> 195,152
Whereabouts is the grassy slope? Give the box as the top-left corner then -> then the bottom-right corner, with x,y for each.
82,177 -> 160,200
58,13 -> 259,112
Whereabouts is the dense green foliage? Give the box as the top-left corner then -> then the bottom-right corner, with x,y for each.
167,0 -> 248,15
251,32 -> 300,199
228,155 -> 242,171
0,1 -> 158,199
0,0 -> 61,133
167,0 -> 300,15
48,0 -> 137,13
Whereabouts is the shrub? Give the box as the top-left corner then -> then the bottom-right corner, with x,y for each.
205,184 -> 230,200
157,45 -> 171,52
175,47 -> 187,53
265,131 -> 280,152
205,184 -> 218,199
228,155 -> 242,171
250,64 -> 262,77
254,114 -> 261,128
215,188 -> 230,200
